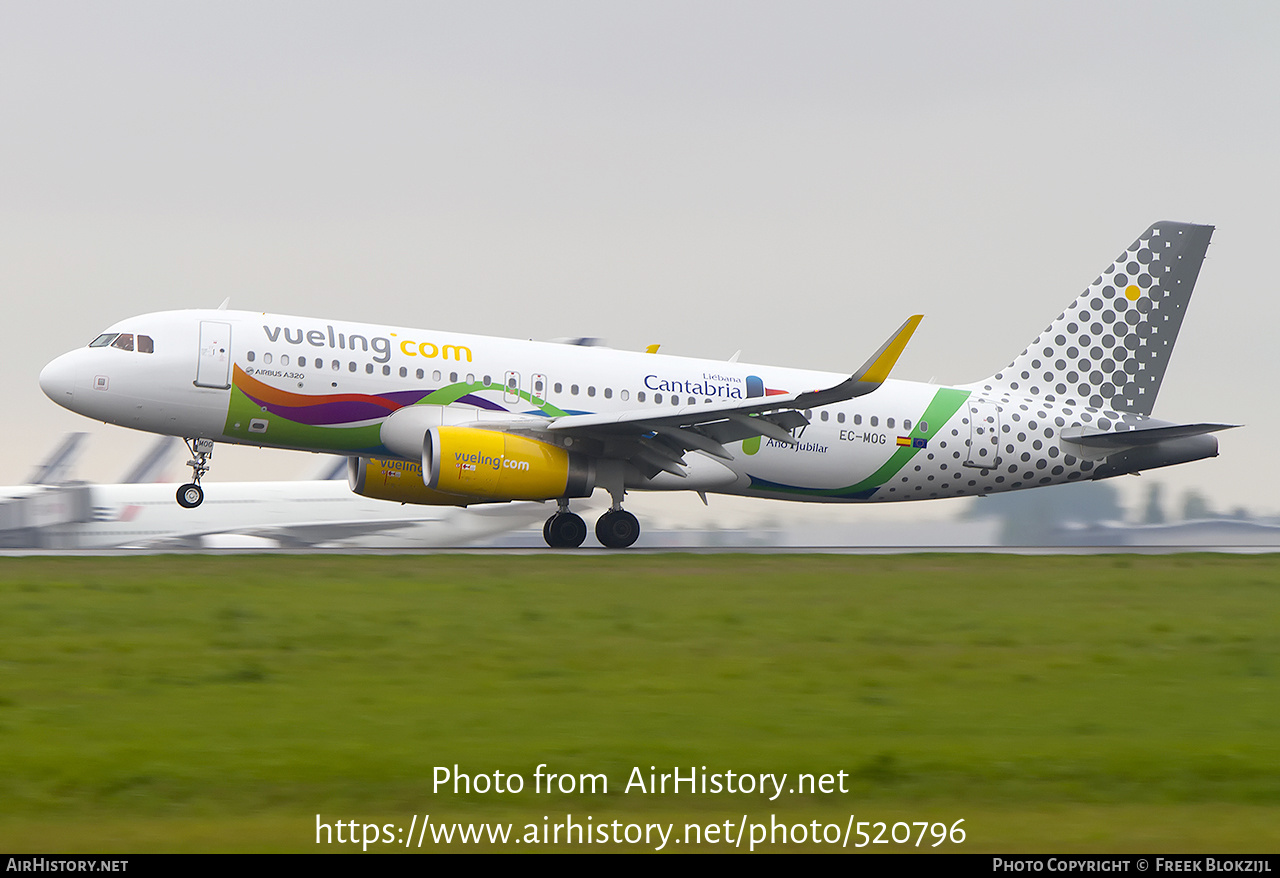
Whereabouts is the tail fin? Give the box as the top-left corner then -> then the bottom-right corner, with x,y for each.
983,221 -> 1213,416
26,432 -> 87,485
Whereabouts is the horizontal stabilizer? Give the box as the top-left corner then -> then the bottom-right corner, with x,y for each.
1062,422 -> 1237,465
1063,422 -> 1237,449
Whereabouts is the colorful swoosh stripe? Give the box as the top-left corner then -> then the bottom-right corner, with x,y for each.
234,366 -> 521,426
234,367 -> 433,425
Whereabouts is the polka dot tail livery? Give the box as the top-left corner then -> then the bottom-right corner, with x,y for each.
984,221 -> 1214,417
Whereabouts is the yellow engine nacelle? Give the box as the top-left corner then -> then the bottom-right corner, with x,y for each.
348,456 -> 473,506
426,426 -> 594,501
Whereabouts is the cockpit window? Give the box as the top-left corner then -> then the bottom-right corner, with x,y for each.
110,333 -> 134,352
137,335 -> 154,353
89,333 -> 118,348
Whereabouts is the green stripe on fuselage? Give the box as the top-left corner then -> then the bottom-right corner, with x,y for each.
750,387 -> 971,498
419,382 -> 568,417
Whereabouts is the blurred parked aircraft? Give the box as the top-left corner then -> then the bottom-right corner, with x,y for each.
0,436 -> 542,549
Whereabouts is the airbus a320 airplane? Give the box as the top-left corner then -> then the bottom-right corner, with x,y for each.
40,221 -> 1232,548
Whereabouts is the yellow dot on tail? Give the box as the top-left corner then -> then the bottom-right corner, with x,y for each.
1125,284 -> 1142,301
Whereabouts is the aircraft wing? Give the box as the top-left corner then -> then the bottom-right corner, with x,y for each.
492,316 -> 922,478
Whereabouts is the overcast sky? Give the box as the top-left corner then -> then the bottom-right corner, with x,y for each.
2,1 -> 1275,524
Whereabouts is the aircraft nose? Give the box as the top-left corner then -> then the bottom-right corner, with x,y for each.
39,353 -> 78,407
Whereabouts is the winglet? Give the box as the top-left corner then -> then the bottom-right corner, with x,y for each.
854,315 -> 922,384
789,315 -> 922,410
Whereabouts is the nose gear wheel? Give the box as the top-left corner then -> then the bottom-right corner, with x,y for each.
177,437 -> 214,508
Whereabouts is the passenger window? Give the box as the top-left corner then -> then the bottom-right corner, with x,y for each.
383,365 -> 391,376
483,375 -> 492,386
554,382 -> 563,393
297,356 -> 306,367
263,352 -> 272,364
433,370 -> 441,381
820,411 -> 829,421
919,421 -> 928,433
620,390 -> 629,401
466,373 -> 474,384
137,335 -> 154,353
604,388 -> 612,399
111,334 -> 134,352
887,418 -> 895,429
870,416 -> 879,427
637,391 -> 646,402
450,372 -> 458,382
854,414 -> 862,425
837,412 -> 845,423
332,360 -> 340,371
654,393 -> 663,404
280,354 -> 290,366
903,419 -> 911,431
570,384 -> 579,395
247,351 -> 256,362
365,363 -> 374,374
399,366 -> 407,377
417,369 -> 424,379
587,386 -> 595,397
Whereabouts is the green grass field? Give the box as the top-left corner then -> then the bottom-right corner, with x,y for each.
1,553 -> 1277,852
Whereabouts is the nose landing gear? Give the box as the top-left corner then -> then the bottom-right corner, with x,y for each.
176,437 -> 214,509
176,482 -> 204,509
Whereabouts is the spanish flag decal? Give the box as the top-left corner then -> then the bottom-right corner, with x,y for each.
897,436 -> 927,449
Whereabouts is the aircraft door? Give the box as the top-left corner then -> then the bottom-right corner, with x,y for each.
964,398 -> 1001,468
503,371 -> 521,405
530,373 -> 548,405
195,321 -> 232,389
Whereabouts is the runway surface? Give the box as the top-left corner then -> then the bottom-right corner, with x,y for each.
3,545 -> 1280,556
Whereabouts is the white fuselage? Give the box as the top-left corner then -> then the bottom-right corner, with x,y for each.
39,308 -> 1139,505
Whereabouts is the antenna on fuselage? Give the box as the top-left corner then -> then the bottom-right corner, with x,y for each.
217,297 -> 230,310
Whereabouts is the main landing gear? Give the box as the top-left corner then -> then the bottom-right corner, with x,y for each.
543,506 -> 587,548
176,437 -> 214,509
596,509 -> 640,549
542,501 -> 641,549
